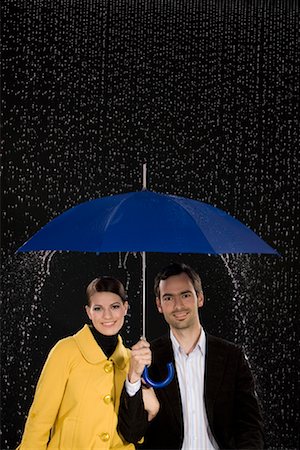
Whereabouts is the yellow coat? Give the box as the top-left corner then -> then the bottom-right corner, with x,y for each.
17,325 -> 134,450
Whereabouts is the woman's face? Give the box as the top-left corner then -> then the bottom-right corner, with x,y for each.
85,291 -> 128,336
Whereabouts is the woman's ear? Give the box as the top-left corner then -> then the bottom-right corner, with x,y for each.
85,304 -> 92,320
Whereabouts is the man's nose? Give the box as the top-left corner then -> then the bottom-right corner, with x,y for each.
173,296 -> 185,309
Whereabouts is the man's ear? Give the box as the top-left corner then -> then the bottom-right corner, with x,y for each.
198,292 -> 204,308
156,297 -> 163,313
124,301 -> 129,315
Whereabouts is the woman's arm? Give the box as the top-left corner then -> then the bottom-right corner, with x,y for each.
118,339 -> 160,444
17,339 -> 71,450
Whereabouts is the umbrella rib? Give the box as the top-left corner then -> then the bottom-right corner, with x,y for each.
163,194 -> 217,253
102,192 -> 137,235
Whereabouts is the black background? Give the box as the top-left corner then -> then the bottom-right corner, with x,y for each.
1,0 -> 299,449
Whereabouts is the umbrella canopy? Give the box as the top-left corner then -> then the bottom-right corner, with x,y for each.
17,189 -> 278,388
17,190 -> 278,254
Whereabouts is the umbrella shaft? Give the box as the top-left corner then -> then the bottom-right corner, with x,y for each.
142,251 -> 146,338
143,163 -> 147,190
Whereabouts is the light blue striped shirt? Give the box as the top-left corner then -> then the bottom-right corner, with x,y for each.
170,329 -> 218,450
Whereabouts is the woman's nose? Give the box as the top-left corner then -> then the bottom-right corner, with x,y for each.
103,308 -> 113,318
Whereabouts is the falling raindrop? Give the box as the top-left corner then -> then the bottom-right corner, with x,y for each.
2,0 -> 298,449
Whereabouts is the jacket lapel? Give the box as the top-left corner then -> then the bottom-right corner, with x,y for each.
204,334 -> 227,425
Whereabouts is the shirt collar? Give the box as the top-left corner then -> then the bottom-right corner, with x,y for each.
170,327 -> 206,357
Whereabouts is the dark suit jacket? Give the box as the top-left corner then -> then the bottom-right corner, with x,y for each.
118,333 -> 265,450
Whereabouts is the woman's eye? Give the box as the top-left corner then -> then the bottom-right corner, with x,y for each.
93,306 -> 101,311
112,304 -> 120,309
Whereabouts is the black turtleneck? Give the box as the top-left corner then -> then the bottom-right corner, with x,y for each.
90,325 -> 118,358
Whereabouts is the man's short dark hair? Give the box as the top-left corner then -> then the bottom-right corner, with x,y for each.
154,262 -> 203,298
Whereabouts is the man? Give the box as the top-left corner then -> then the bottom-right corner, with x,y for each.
118,262 -> 265,449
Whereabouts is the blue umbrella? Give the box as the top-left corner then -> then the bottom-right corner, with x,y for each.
17,187 -> 278,388
18,189 -> 278,254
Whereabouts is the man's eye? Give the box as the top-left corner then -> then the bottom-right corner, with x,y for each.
94,306 -> 101,311
164,297 -> 173,302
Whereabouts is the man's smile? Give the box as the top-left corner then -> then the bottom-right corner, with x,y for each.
173,311 -> 189,320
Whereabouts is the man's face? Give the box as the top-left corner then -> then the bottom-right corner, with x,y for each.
156,272 -> 203,331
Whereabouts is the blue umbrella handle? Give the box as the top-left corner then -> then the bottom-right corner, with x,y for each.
142,362 -> 175,389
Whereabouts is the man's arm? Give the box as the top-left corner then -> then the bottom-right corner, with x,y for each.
234,348 -> 265,449
118,384 -> 149,444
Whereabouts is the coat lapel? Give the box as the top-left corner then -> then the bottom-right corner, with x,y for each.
73,325 -> 130,368
73,325 -> 107,363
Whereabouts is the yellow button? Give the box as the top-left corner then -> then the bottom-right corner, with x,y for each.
104,362 -> 113,373
100,432 -> 110,442
103,394 -> 112,404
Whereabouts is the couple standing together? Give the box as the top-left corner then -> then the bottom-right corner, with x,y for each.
17,263 -> 264,449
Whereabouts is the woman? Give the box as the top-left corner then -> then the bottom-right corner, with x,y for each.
17,276 -> 158,449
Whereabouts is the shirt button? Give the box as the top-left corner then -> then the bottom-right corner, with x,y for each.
100,432 -> 110,442
104,362 -> 113,373
103,394 -> 112,404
